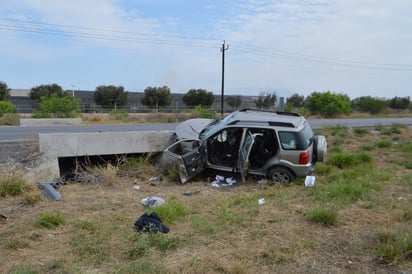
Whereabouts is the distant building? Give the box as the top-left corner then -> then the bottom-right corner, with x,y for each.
9,89 -> 259,113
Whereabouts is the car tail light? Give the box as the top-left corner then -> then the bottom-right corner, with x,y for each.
299,151 -> 310,164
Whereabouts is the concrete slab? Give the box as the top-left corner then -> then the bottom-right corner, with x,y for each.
37,130 -> 176,179
20,118 -> 82,126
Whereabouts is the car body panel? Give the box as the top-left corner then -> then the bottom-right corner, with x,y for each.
163,109 -> 327,184
163,139 -> 204,184
175,118 -> 214,140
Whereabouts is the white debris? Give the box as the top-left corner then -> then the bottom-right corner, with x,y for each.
141,197 -> 165,208
304,176 -> 316,187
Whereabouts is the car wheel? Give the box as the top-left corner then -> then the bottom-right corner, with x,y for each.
313,135 -> 327,162
268,167 -> 294,183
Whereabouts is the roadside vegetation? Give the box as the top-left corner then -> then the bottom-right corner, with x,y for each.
1,123 -> 411,273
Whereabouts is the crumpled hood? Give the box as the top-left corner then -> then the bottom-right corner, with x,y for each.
175,118 -> 214,139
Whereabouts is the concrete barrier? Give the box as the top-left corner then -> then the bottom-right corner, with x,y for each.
20,118 -> 82,126
29,130 -> 176,181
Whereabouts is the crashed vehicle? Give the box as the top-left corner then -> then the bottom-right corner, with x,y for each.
164,108 -> 327,184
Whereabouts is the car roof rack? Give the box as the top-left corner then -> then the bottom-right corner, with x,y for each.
238,108 -> 301,117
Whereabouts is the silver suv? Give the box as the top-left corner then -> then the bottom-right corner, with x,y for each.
164,109 -> 327,184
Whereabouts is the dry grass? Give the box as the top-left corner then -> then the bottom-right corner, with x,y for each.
81,112 -> 196,125
1,125 -> 412,273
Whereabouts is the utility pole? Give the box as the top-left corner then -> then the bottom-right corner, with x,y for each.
220,40 -> 229,116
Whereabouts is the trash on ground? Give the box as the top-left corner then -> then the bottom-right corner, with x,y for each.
211,175 -> 236,187
59,173 -> 101,184
258,198 -> 265,205
140,196 -> 165,208
182,190 -> 200,196
257,179 -> 268,185
149,176 -> 162,181
134,212 -> 169,233
133,185 -> 140,190
38,181 -> 62,201
304,175 -> 316,187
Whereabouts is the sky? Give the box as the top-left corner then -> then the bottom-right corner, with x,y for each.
0,0 -> 411,99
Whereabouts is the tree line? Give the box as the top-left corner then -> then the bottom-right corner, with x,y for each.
0,81 -> 411,119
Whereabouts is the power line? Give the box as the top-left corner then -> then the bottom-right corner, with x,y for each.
1,17 -> 411,72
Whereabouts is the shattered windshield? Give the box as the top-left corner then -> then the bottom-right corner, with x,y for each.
199,114 -> 233,141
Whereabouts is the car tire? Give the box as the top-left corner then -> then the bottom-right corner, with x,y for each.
268,167 -> 294,183
313,135 -> 327,162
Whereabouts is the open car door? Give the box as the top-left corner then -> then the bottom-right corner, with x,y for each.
238,130 -> 255,183
163,139 -> 204,184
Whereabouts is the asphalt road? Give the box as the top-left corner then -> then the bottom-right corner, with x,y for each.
1,117 -> 412,142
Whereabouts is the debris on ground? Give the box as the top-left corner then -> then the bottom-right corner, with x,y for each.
149,176 -> 163,186
211,175 -> 236,187
38,181 -> 62,201
59,173 -> 102,184
304,175 -> 315,187
134,212 -> 169,233
257,179 -> 268,185
182,190 -> 200,196
140,196 -> 165,208
258,198 -> 265,205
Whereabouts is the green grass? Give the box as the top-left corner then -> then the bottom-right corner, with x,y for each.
36,212 -> 66,229
126,232 -> 183,260
353,128 -> 369,135
304,207 -> 338,226
150,195 -> 189,224
326,152 -> 372,169
0,175 -> 30,197
74,219 -> 98,233
70,232 -> 112,264
374,228 -> 412,264
375,140 -> 393,148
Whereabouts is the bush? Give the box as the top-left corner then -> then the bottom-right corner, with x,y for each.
192,105 -> 216,119
33,94 -> 81,118
0,101 -> 16,116
0,174 -> 30,197
352,96 -> 388,114
109,109 -> 129,120
305,91 -> 351,117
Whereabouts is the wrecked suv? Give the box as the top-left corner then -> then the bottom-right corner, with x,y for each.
164,108 -> 327,184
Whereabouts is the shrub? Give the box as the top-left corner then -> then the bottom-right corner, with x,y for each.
0,101 -> 16,116
305,91 -> 352,117
0,174 -> 30,197
109,109 -> 129,120
33,94 -> 81,118
193,105 -> 216,119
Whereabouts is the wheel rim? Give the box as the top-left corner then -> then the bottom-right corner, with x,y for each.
271,171 -> 290,183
